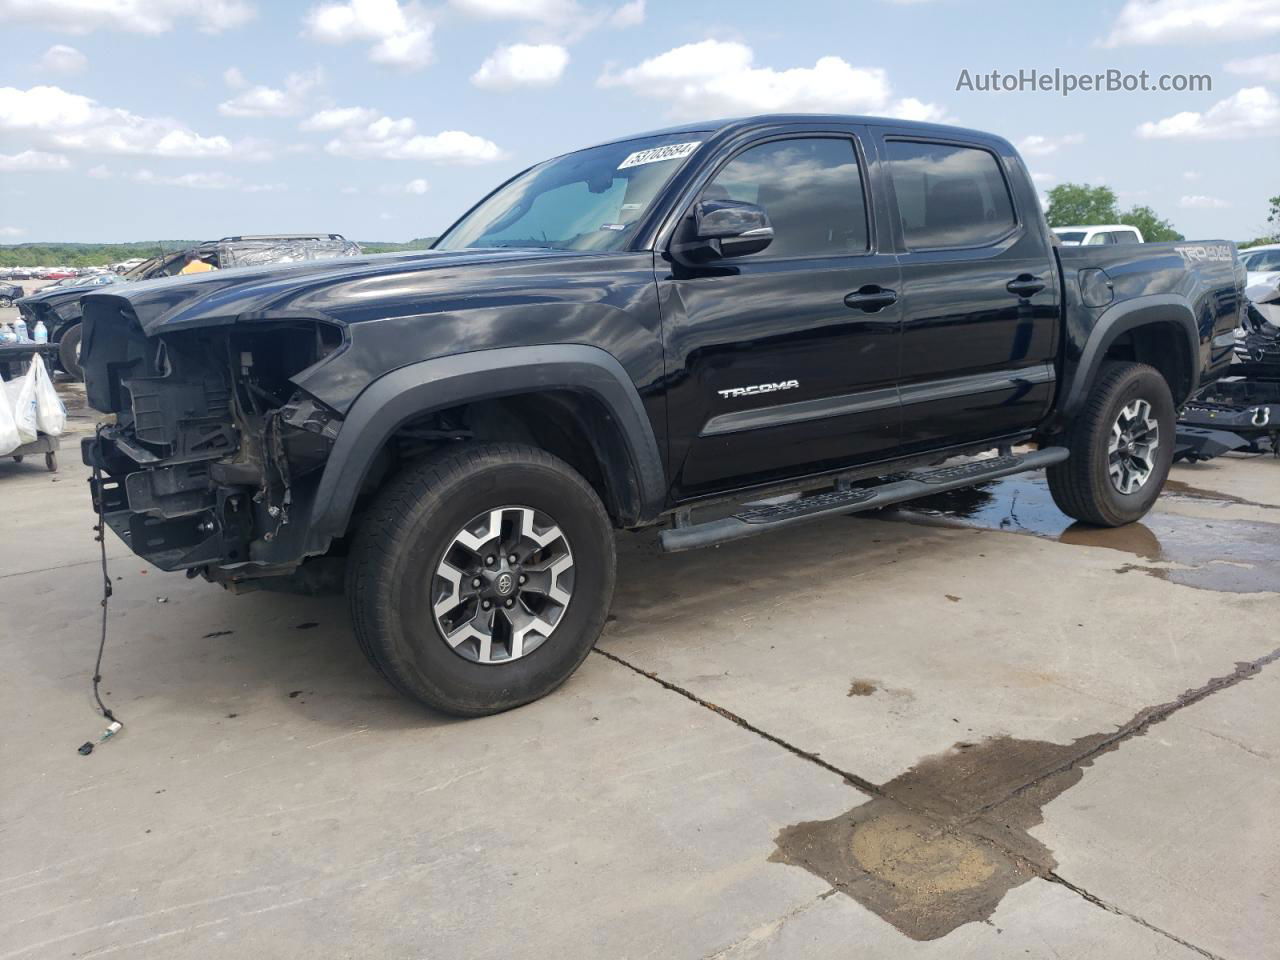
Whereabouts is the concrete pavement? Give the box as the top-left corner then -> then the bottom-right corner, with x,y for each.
1,440 -> 1277,958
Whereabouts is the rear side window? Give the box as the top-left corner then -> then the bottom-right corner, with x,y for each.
1087,233 -> 1113,245
884,141 -> 1016,249
701,138 -> 868,258
1110,230 -> 1140,244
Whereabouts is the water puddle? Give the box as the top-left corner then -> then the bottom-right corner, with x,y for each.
878,473 -> 1280,593
772,649 -> 1279,940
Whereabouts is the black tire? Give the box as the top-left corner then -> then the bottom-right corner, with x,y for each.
1048,361 -> 1175,527
0,296 -> 12,307
347,442 -> 616,717
58,323 -> 83,380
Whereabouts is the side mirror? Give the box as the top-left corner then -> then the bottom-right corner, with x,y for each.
673,199 -> 774,263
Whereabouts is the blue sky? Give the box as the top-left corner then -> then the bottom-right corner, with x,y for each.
1,0 -> 1277,244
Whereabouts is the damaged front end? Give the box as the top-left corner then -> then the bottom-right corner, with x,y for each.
80,297 -> 345,585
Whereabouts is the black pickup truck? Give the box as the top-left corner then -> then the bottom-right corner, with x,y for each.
81,114 -> 1245,716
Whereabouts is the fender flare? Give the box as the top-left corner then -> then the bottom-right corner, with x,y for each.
1061,294 -> 1200,417
304,344 -> 666,551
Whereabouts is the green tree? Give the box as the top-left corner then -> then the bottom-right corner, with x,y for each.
1117,205 -> 1184,242
1044,183 -> 1118,227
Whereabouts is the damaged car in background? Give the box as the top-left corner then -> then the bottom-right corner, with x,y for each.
1178,272 -> 1280,456
16,234 -> 360,381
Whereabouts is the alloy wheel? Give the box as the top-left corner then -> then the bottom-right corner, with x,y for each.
1108,399 -> 1160,494
431,506 -> 574,664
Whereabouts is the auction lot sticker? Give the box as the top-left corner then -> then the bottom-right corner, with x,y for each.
618,141 -> 702,169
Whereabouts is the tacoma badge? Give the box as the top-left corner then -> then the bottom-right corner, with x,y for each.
717,380 -> 800,400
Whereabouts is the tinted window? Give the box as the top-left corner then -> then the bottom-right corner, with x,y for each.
1111,230 -> 1140,244
884,141 -> 1016,249
701,138 -> 868,258
1056,231 -> 1086,244
1087,232 -> 1112,245
1242,250 -> 1280,271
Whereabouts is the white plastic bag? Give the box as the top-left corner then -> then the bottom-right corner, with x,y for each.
31,355 -> 66,436
4,371 -> 36,444
0,374 -> 20,456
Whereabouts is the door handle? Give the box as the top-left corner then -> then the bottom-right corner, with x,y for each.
1006,274 -> 1046,298
844,285 -> 898,312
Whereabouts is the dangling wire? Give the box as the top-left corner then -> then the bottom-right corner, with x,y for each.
85,424 -> 121,748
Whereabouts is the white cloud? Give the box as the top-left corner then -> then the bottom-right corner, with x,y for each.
1180,194 -> 1231,208
132,168 -> 283,191
472,44 -> 568,89
300,106 -> 379,131
1137,86 -> 1280,139
610,0 -> 643,26
450,0 -> 577,21
0,149 -> 71,171
1182,170 -> 1200,180
88,164 -> 111,178
0,226 -> 25,237
325,115 -> 501,163
218,68 -> 322,118
340,185 -> 360,194
405,178 -> 429,194
223,66 -> 247,88
1016,133 -> 1084,157
0,0 -> 255,35
1226,51 -> 1280,84
1031,172 -> 1057,186
1101,0 -> 1280,46
38,44 -> 87,74
0,84 -> 241,158
598,40 -> 944,121
304,0 -> 433,70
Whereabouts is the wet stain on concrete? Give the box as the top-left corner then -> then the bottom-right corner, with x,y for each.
772,648 -> 1280,941
881,473 -> 1280,593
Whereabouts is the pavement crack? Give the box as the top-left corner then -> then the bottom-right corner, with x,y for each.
1046,873 -> 1228,960
968,645 -> 1280,819
700,888 -> 836,959
591,647 -> 882,796
598,643 -> 1280,947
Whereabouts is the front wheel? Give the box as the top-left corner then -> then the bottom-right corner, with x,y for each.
1048,361 -> 1175,526
347,442 -> 616,717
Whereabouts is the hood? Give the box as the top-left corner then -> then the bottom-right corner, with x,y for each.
81,246 -> 577,336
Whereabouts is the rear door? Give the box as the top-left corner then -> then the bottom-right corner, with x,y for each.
875,132 -> 1060,452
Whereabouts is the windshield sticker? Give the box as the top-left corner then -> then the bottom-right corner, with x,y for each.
618,141 -> 702,170
600,223 -> 628,231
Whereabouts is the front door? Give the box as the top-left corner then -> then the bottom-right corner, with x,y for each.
659,131 -> 903,499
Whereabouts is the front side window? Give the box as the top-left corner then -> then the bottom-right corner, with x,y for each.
1056,231 -> 1086,245
1087,232 -> 1114,245
884,140 -> 1016,249
1111,230 -> 1140,244
435,134 -> 706,252
700,138 -> 868,259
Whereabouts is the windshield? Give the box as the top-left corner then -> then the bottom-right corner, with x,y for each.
1055,231 -> 1086,244
435,133 -> 707,253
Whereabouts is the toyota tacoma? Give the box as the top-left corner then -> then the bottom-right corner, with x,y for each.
81,114 -> 1246,716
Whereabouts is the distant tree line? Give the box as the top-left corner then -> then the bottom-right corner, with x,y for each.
0,238 -> 437,268
1045,183 -> 1280,248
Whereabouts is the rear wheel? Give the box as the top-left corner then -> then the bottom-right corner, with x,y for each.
347,442 -> 616,716
1048,361 -> 1175,526
58,323 -> 83,380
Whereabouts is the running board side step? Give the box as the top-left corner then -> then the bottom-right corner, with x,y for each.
660,447 -> 1070,553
